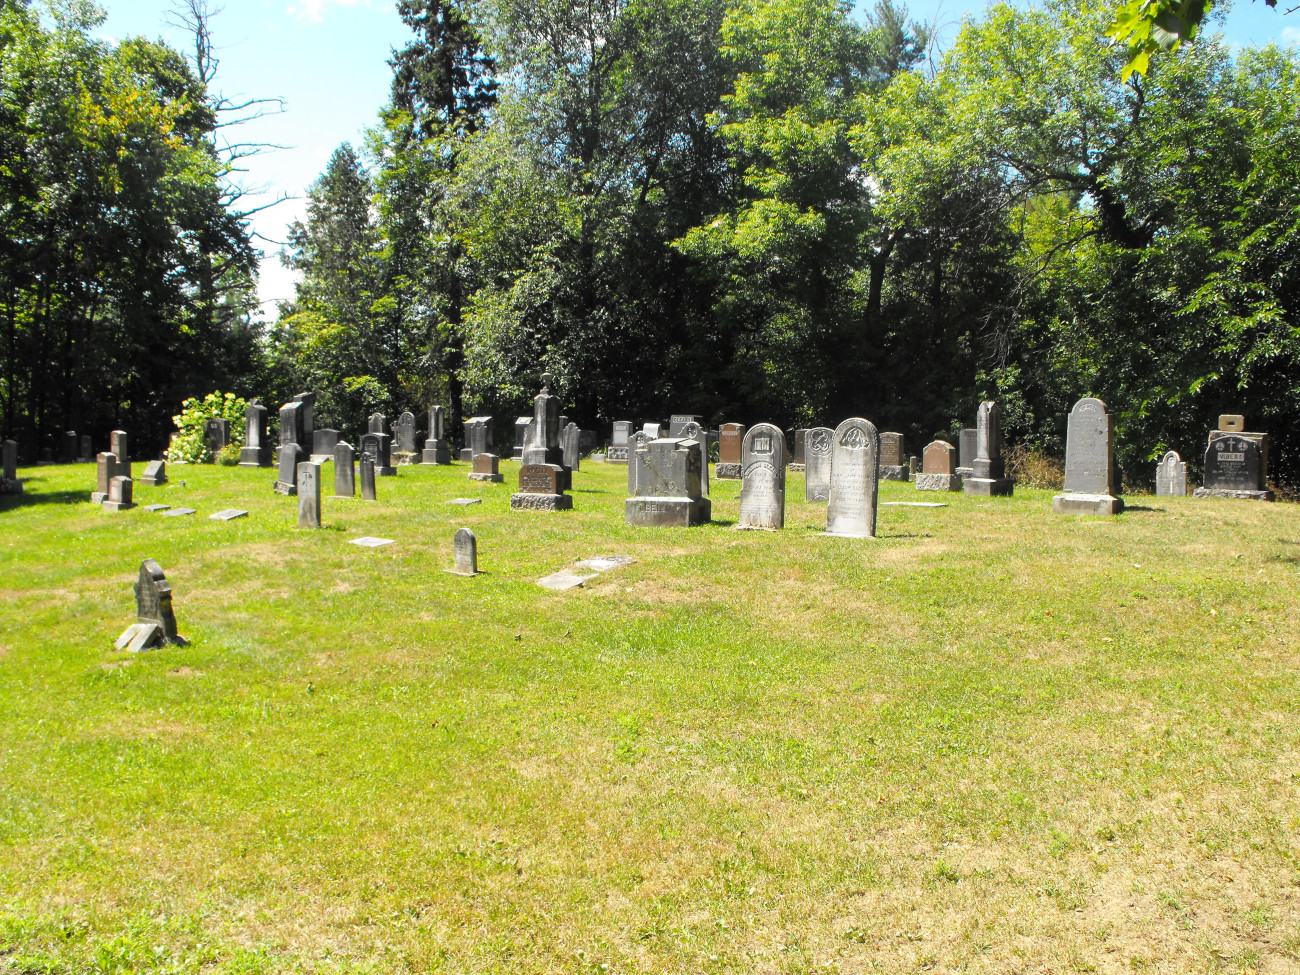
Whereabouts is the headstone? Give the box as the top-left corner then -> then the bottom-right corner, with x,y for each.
91,452 -> 117,504
422,405 -> 451,464
803,426 -> 834,502
1219,414 -> 1245,432
878,432 -> 908,481
78,435 -> 92,463
606,421 -> 632,463
789,429 -> 808,471
641,422 -> 665,440
562,422 -> 581,472
513,416 -> 532,460
679,421 -> 708,498
394,412 -> 419,457
114,558 -> 183,652
239,403 -> 272,467
580,429 -> 598,455
825,418 -> 879,538
716,422 -> 745,479
625,438 -> 711,527
140,460 -> 167,487
203,417 -> 230,453
627,430 -> 652,495
510,462 -> 573,511
521,375 -> 566,487
448,527 -> 479,576
1052,397 -> 1124,515
669,414 -> 703,437
908,455 -> 919,477
359,451 -> 377,501
297,462 -> 322,528
103,475 -> 135,512
469,452 -> 503,482
61,431 -> 77,463
359,432 -> 396,475
1155,450 -> 1187,497
110,430 -> 131,478
461,416 -> 495,463
273,444 -> 302,495
1195,435 -> 1274,501
334,441 -> 356,497
311,428 -> 340,462
2,439 -> 22,494
963,402 -> 1013,496
916,440 -> 961,492
293,391 -> 316,441
351,536 -> 394,548
368,412 -> 388,436
957,428 -> 977,477
279,402 -> 306,450
1207,425 -> 1270,483
737,424 -> 786,530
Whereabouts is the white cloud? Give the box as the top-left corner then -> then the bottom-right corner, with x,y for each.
287,0 -> 370,24
1282,25 -> 1300,46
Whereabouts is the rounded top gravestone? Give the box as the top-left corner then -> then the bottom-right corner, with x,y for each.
804,427 -> 834,503
825,418 -> 880,538
738,423 -> 786,529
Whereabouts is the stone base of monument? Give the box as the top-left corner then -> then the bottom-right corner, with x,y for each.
880,465 -> 910,482
787,463 -> 806,472
1,479 -> 23,495
273,480 -> 297,496
459,448 -> 473,462
625,496 -> 711,527
140,475 -> 166,487
1193,487 -> 1275,501
1052,492 -> 1125,516
102,497 -> 136,512
605,446 -> 627,463
469,472 -> 504,483
715,463 -> 741,479
375,466 -> 397,477
964,477 -> 1015,497
238,447 -> 273,468
422,446 -> 451,464
510,493 -> 573,511
915,473 -> 962,492
956,466 -> 974,478
90,492 -> 108,505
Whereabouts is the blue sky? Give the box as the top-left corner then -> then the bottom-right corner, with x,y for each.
95,0 -> 1300,316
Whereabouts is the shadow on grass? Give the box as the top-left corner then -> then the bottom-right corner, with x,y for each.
0,486 -> 87,510
710,517 -> 737,527
1124,505 -> 1166,513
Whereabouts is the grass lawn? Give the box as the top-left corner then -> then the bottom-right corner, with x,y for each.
1,456 -> 1298,974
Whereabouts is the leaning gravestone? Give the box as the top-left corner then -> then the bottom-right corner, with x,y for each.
957,428 -> 977,478
916,440 -> 961,492
716,423 -> 745,480
825,418 -> 880,538
334,441 -> 356,497
606,421 -> 632,463
359,451 -> 377,501
103,476 -> 135,512
1195,436 -> 1274,501
626,438 -> 711,527
422,405 -> 451,465
510,463 -> 572,511
140,460 -> 167,487
240,403 -> 273,467
627,431 -> 652,495
737,424 -> 786,530
469,452 -> 503,482
1052,397 -> 1124,515
1,439 -> 21,494
1155,450 -> 1187,497
110,430 -> 131,478
297,462 -> 322,528
879,432 -> 909,481
273,444 -> 301,495
360,432 -> 396,475
804,426 -> 834,502
92,452 -> 117,505
963,402 -> 1014,496
115,559 -> 185,652
448,528 -> 480,576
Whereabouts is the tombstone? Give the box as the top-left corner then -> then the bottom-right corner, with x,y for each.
627,430 -> 653,495
1207,419 -> 1270,485
737,424 -> 787,530
78,435 -> 92,463
279,401 -> 306,450
240,403 -> 273,467
422,405 -> 451,464
669,414 -> 703,438
334,441 -> 356,497
103,475 -> 135,512
789,429 -> 808,471
293,391 -> 316,441
641,422 -> 666,440
91,452 -> 117,504
626,438 -> 711,526
140,460 -> 167,487
1052,397 -> 1124,515
297,461 -> 322,528
823,419 -> 880,537
448,527 -> 480,576
359,451 -> 377,501
1155,450 -> 1187,497
562,422 -> 581,472
461,416 -> 495,463
1195,435 -> 1274,501
513,416 -> 533,460
60,431 -> 77,463
510,462 -> 573,511
110,430 -> 131,478
115,558 -> 184,652
957,428 -> 977,478
679,421 -> 709,498
360,432 -> 396,475
606,421 -> 632,463
803,426 -> 834,502
203,417 -> 230,454
963,402 -> 1014,496
716,422 -> 745,479
1219,414 -> 1245,432
311,428 -> 340,462
394,411 -> 419,458
368,412 -> 389,437
877,432 -> 908,481
469,452 -> 503,483
916,440 -> 961,492
521,375 -> 566,487
1,439 -> 20,494
273,444 -> 302,495
579,429 -> 598,455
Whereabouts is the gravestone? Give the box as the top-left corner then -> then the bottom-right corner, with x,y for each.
716,422 -> 745,479
916,440 -> 961,492
679,421 -> 709,498
204,417 -> 230,454
114,558 -> 184,652
627,430 -> 652,495
140,460 -> 167,487
513,416 -> 531,459
642,422 -> 666,439
293,392 -> 316,442
789,429 -> 808,471
520,375 -> 567,488
61,431 -> 77,463
1,439 -> 20,494
110,430 -> 131,478
1052,397 -> 1124,515
297,462 -> 322,528
239,403 -> 273,467
394,412 -> 419,459
606,421 -> 632,463
368,412 -> 388,436
210,509 -> 247,521
279,402 -> 306,451
78,435 -> 92,463
448,527 -> 480,576
422,405 -> 451,464
562,422 -> 581,472
469,452 -> 503,482
510,462 -> 572,511
311,429 -> 340,462
1195,435 -> 1274,501
825,418 -> 880,538
957,428 -> 977,478
461,416 -> 495,463
963,402 -> 1014,496
737,424 -> 786,530
669,415 -> 703,437
359,451 -> 377,501
803,426 -> 834,502
273,444 -> 302,495
908,455 -> 919,477
103,475 -> 135,512
1219,414 -> 1245,432
1155,450 -> 1187,497
879,432 -> 909,481
626,438 -> 711,527
91,452 -> 117,504
360,432 -> 396,475
334,441 -> 356,497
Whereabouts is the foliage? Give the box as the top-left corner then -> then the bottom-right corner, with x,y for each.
166,391 -> 248,464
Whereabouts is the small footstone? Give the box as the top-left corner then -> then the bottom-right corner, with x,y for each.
163,507 -> 196,517
446,498 -> 482,506
573,555 -> 637,573
210,509 -> 248,521
350,536 -> 394,548
141,504 -> 171,513
537,571 -> 597,591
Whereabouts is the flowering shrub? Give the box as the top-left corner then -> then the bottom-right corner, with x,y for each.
167,392 -> 248,464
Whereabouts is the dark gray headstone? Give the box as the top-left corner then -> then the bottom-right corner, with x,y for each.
104,475 -> 135,511
791,429 -> 808,466
279,402 -> 305,448
826,418 -> 879,538
61,431 -> 77,463
738,424 -> 786,529
879,432 -> 905,468
274,444 -> 302,495
240,404 -> 271,467
360,432 -> 395,474
334,441 -> 356,497
204,417 -> 230,453
312,428 -> 340,459
297,462 -> 322,528
451,528 -> 479,575
958,428 -> 977,474
3,439 -> 17,482
293,392 -> 316,438
135,558 -> 179,640
679,421 -> 708,498
78,434 -> 92,462
562,422 -> 581,472
803,426 -> 834,502
110,430 -> 131,478
141,460 -> 167,486
360,452 -> 376,501
669,414 -> 703,437
1203,435 -> 1264,492
1155,450 -> 1186,497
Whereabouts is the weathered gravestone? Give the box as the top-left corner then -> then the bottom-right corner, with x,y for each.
606,421 -> 632,463
627,430 -> 652,495
368,412 -> 388,436
562,422 -> 581,472
1,439 -> 21,494
110,431 -> 131,478
78,435 -> 92,463
279,401 -> 306,452
679,421 -> 709,498
512,416 -> 531,460
1155,450 -> 1187,497
273,444 -> 302,495
626,438 -> 710,527
360,432 -> 396,475
297,462 -> 322,528
61,431 -> 77,463
422,405 -> 451,465
916,440 -> 961,492
204,417 -> 230,454
957,428 -> 977,478
334,441 -> 356,497
394,412 -> 419,460
239,403 -> 273,467
963,402 -> 1014,496
470,452 -> 503,482
908,455 -> 919,477
737,424 -> 786,530
293,392 -> 316,444
461,416 -> 495,463
1206,417 -> 1270,486
92,452 -> 117,504
311,428 -> 340,462
669,415 -> 703,437
103,475 -> 135,512
359,451 -> 377,501
1195,435 -> 1274,501
510,463 -> 572,511
642,422 -> 666,439
803,426 -> 834,502
879,432 -> 909,481
716,422 -> 745,479
520,375 -> 568,489
448,527 -> 480,576
825,418 -> 880,538
140,460 -> 167,487
1052,397 -> 1124,515
788,429 -> 808,471
115,559 -> 185,653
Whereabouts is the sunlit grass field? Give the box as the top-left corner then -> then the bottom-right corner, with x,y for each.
1,457 -> 1298,974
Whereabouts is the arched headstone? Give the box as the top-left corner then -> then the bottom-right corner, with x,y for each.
825,418 -> 879,538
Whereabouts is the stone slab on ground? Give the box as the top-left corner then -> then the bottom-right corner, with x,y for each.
350,536 -> 395,548
1193,487 -> 1276,501
510,493 -> 573,511
537,571 -> 598,591
573,555 -> 637,573
446,498 -> 482,506
880,502 -> 948,507
209,509 -> 248,521
915,473 -> 962,492
1052,493 -> 1126,516
141,504 -> 171,513
163,507 -> 197,517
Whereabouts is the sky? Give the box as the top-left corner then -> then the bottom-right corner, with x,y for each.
95,0 -> 1300,318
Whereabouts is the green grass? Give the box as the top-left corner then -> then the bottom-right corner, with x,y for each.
1,458 -> 1298,974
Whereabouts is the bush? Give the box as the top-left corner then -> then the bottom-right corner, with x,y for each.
1004,442 -> 1063,490
166,392 -> 248,464
217,443 -> 242,466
